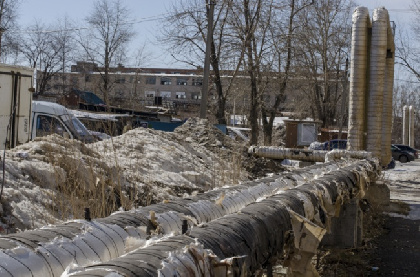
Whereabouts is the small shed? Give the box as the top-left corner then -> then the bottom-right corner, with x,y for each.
318,128 -> 348,142
284,119 -> 322,148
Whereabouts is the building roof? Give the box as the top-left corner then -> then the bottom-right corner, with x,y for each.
72,89 -> 105,106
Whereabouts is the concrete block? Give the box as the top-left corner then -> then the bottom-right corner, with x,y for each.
364,181 -> 390,209
321,199 -> 362,248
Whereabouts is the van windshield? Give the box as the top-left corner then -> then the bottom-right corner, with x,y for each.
60,114 -> 95,143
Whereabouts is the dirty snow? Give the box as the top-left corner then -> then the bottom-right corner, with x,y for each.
0,118 -> 261,231
383,160 -> 420,220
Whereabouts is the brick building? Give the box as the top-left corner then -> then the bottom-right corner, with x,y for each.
41,62 -> 206,109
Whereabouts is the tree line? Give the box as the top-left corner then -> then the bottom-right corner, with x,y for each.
163,0 -> 354,144
1,0 -> 419,146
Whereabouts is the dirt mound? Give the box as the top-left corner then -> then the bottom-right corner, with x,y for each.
175,117 -> 285,179
0,118 -> 284,231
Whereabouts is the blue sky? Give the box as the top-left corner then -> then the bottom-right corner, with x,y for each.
17,0 -> 415,68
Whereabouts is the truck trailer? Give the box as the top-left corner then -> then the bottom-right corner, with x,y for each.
1,64 -> 94,150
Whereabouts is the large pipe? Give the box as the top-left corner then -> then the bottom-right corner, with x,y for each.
403,105 -> 409,145
249,146 -> 372,162
0,161 -> 348,277
348,7 -> 370,151
409,105 -> 415,147
381,16 -> 395,166
65,159 -> 379,277
366,8 -> 389,160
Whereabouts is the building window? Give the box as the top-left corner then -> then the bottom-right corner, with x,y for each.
192,78 -> 203,86
85,75 -> 91,82
160,77 -> 172,85
177,78 -> 188,86
71,76 -> 78,84
160,91 -> 171,98
191,93 -> 201,100
115,77 -> 125,84
175,92 -> 186,99
145,91 -> 155,98
146,76 -> 156,84
115,77 -> 125,83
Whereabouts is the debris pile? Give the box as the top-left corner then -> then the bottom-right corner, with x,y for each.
0,118 -> 253,230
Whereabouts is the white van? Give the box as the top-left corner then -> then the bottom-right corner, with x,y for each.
31,101 -> 95,143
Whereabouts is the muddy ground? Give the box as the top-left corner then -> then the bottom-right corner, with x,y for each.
317,160 -> 420,277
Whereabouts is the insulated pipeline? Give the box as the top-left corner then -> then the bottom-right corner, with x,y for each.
366,8 -> 389,159
381,17 -> 395,166
403,105 -> 409,145
409,106 -> 415,148
249,146 -> 372,162
0,161 -> 347,277
66,159 -> 379,277
348,7 -> 370,151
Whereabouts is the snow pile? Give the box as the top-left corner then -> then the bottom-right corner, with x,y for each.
0,118 -> 252,231
1,135 -> 121,230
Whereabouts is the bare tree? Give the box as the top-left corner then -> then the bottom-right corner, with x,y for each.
20,20 -> 74,94
56,17 -> 76,94
0,0 -> 20,61
259,0 -> 314,145
79,0 -> 135,106
292,0 -> 353,127
240,0 -> 264,145
395,1 -> 420,82
162,0 -> 245,124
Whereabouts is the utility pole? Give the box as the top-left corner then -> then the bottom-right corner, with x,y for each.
200,0 -> 215,119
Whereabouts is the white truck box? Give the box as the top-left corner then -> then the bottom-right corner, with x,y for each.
0,64 -> 34,150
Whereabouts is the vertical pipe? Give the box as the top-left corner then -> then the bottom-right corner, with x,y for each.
409,106 -> 415,147
366,8 -> 388,159
348,7 -> 370,151
11,72 -> 19,149
381,17 -> 395,166
403,105 -> 409,145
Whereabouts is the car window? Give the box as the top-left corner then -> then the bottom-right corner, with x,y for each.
36,115 -> 66,137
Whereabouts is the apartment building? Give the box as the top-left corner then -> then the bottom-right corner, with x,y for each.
41,62 -> 206,108
40,61 -> 345,124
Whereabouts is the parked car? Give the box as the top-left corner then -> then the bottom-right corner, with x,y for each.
393,144 -> 418,159
323,139 -> 347,150
391,145 -> 415,163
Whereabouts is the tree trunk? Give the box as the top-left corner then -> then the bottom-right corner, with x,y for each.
211,36 -> 226,124
103,43 -> 110,109
261,0 -> 300,145
244,0 -> 260,145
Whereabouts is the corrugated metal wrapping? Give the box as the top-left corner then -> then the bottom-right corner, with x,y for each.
348,6 -> 395,167
65,159 -> 379,277
409,106 -> 415,148
381,17 -> 395,166
249,146 -> 372,162
403,105 -> 410,145
0,161 -> 359,276
348,7 -> 370,151
366,8 -> 389,160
